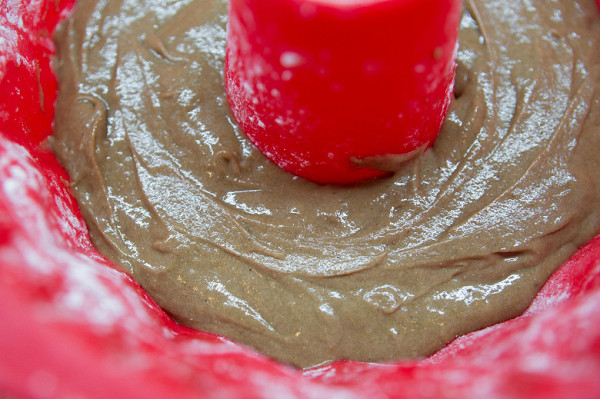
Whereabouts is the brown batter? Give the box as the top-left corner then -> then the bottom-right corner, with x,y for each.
51,0 -> 600,368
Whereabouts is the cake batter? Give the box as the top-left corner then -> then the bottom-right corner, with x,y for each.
51,0 -> 600,367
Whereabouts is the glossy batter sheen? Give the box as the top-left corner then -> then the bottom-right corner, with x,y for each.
51,0 -> 600,367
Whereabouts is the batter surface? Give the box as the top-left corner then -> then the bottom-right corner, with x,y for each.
51,0 -> 600,367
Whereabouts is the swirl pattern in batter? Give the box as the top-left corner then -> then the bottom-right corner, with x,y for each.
51,0 -> 600,367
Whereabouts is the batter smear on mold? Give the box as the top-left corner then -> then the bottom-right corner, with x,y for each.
51,0 -> 600,367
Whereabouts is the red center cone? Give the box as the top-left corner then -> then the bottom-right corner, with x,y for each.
225,0 -> 461,184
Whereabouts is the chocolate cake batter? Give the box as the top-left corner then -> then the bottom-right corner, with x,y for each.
51,0 -> 600,367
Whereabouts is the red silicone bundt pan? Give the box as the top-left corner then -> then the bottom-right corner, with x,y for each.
1,1 -> 599,398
